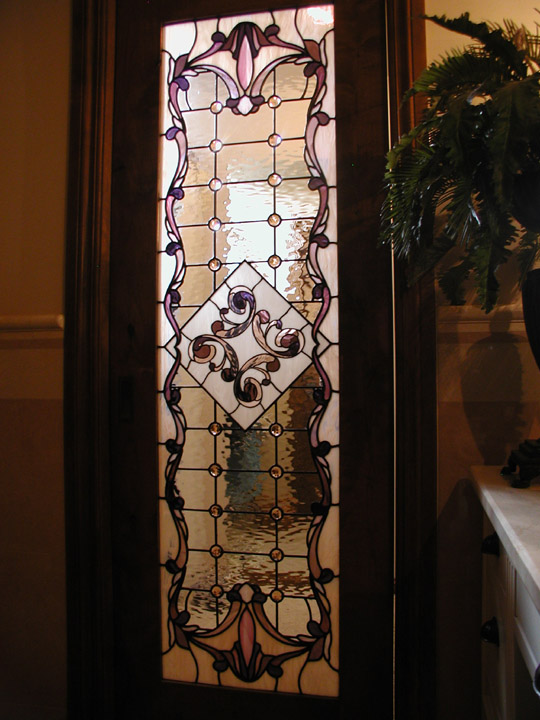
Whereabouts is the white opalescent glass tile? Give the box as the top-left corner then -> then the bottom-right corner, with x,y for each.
278,600 -> 311,639
250,261 -> 275,285
159,134 -> 182,198
320,33 -> 336,117
158,392 -> 176,440
157,346 -> 174,388
319,298 -> 339,344
325,447 -> 339,503
217,11 -> 273,36
317,504 -> 339,570
326,188 -> 338,241
318,343 -> 339,391
188,18 -> 218,62
296,5 -> 334,42
162,20 -> 196,57
314,120 -> 337,186
317,241 -> 338,296
319,391 -> 339,446
270,9 -> 303,47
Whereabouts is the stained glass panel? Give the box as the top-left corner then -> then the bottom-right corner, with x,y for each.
157,6 -> 339,697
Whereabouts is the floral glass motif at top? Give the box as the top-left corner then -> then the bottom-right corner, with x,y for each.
157,6 -> 339,696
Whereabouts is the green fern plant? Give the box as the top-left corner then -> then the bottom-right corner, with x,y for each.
381,13 -> 540,312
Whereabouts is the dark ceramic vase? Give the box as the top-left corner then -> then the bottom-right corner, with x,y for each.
522,269 -> 540,374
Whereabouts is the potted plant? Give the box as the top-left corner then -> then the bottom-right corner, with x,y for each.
380,12 -> 540,313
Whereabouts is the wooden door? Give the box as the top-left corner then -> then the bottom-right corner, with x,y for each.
66,0 -> 397,717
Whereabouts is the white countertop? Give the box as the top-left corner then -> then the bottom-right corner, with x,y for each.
471,465 -> 540,612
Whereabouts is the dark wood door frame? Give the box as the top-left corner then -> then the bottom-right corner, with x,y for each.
387,2 -> 438,717
64,0 -> 436,717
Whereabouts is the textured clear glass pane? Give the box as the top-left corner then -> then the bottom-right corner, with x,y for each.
217,428 -> 275,471
277,514 -> 312,556
185,71 -> 217,111
179,429 -> 214,468
173,186 -> 214,226
183,148 -> 215,187
279,431 -> 314,472
174,469 -> 214,509
158,7 -> 338,696
217,143 -> 273,183
218,104 -> 273,144
176,265 -> 213,305
218,553 -> 275,594
183,109 -> 215,147
217,181 -> 274,223
218,511 -> 275,553
276,178 -> 319,219
186,590 -> 218,628
275,139 -> 308,179
278,472 -> 322,514
277,557 -> 313,596
275,260 -> 315,302
217,471 -> 275,512
276,100 -> 311,139
216,222 -> 274,264
274,62 -> 311,100
179,387 -> 215,428
178,226 -> 214,264
275,219 -> 312,260
277,387 -> 316,428
183,550 -> 215,588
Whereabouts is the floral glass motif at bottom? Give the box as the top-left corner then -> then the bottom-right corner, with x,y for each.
158,5 -> 339,696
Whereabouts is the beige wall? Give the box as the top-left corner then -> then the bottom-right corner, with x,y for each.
0,1 -> 70,718
424,2 -> 540,717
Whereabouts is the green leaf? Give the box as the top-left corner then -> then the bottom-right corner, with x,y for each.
438,257 -> 473,305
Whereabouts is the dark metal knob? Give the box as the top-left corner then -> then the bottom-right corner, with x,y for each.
481,617 -> 499,646
534,664 -> 540,697
481,532 -> 500,557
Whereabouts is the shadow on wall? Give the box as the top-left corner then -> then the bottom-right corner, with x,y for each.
461,311 -> 526,466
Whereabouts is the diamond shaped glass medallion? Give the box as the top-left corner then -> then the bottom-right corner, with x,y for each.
178,261 -> 328,429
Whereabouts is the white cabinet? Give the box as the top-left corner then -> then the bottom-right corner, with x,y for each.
472,467 -> 540,720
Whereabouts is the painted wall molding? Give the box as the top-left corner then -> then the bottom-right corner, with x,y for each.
0,314 -> 65,333
438,304 -> 526,336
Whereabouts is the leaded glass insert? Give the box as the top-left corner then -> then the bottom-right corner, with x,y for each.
158,6 -> 339,696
